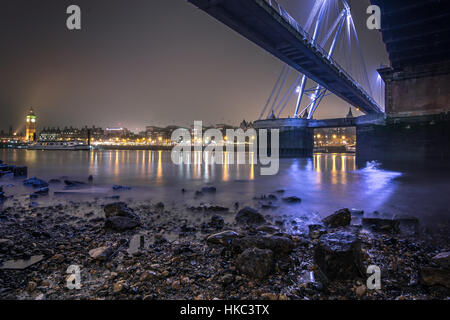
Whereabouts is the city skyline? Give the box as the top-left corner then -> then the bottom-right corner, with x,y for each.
0,0 -> 388,133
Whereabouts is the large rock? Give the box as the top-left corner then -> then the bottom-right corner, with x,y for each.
235,207 -> 266,225
231,235 -> 294,256
362,218 -> 400,233
105,216 -> 140,232
322,209 -> 351,228
236,248 -> 274,279
420,267 -> 450,288
314,231 -> 365,280
206,230 -> 240,246
104,202 -> 136,219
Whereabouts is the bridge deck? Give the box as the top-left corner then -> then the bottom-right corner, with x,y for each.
188,0 -> 383,114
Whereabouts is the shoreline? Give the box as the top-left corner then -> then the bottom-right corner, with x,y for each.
0,161 -> 449,300
0,189 -> 449,300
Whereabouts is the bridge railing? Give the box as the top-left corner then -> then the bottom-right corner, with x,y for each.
263,0 -> 381,111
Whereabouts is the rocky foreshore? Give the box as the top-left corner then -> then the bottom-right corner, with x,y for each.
0,180 -> 449,300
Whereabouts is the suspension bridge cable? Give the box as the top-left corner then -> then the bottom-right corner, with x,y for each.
350,16 -> 373,97
259,65 -> 287,120
267,67 -> 291,118
275,75 -> 302,117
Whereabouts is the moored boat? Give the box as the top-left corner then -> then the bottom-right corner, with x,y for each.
27,141 -> 90,150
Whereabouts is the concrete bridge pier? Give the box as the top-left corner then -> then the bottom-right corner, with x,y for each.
356,62 -> 450,168
253,118 -> 314,157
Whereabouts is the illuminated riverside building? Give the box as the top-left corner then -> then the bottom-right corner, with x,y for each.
146,126 -> 177,142
39,126 -> 104,142
314,127 -> 356,147
25,108 -> 37,141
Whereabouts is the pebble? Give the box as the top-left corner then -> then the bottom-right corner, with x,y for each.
356,285 -> 367,297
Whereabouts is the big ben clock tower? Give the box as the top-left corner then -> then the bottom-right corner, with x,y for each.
25,107 -> 37,141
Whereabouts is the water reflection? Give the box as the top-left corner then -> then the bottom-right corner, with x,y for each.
2,150 -> 365,184
1,149 -> 448,228
156,150 -> 163,183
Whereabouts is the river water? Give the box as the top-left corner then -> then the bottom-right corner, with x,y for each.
1,149 -> 449,229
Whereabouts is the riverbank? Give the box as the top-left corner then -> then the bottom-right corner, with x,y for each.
0,184 -> 448,300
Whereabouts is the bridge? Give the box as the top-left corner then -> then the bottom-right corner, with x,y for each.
188,0 -> 382,116
189,0 -> 450,164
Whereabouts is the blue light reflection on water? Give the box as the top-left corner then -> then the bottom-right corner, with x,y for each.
1,149 -> 448,225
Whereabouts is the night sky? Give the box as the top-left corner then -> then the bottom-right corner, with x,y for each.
0,0 -> 389,133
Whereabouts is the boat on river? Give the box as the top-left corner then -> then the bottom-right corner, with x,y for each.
27,141 -> 90,150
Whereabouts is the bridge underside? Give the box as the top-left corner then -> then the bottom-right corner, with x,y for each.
357,0 -> 450,167
254,116 -> 367,158
188,0 -> 382,114
371,0 -> 450,69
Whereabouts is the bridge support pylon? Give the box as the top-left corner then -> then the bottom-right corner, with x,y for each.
253,118 -> 314,158
356,62 -> 450,169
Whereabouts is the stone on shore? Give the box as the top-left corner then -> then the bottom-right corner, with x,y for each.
314,231 -> 365,280
356,284 -> 367,296
34,187 -> 49,196
23,177 -> 48,188
26,281 -> 37,293
420,267 -> 450,288
105,216 -> 140,232
431,252 -> 450,269
362,218 -> 400,234
12,166 -> 27,177
322,208 -> 351,228
201,186 -> 217,193
308,224 -> 327,240
209,215 -> 224,230
256,225 -> 280,234
206,230 -> 240,246
139,271 -> 157,282
236,247 -> 274,280
282,196 -> 302,203
112,185 -> 131,191
0,239 -> 14,253
235,207 -> 266,225
64,180 -> 86,187
89,246 -> 113,261
104,202 -> 136,219
189,204 -> 228,212
231,235 -> 295,256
